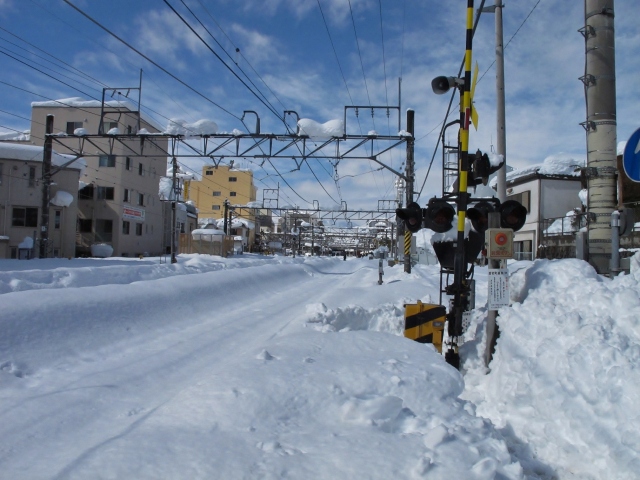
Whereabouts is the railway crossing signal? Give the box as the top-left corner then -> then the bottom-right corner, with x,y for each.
423,198 -> 456,233
400,194 -> 527,367
396,202 -> 424,233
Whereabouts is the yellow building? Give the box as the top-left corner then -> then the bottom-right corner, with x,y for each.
187,165 -> 257,218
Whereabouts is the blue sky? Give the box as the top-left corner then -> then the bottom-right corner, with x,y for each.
1,0 -> 639,211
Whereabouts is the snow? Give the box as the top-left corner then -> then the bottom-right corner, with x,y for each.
579,188 -> 588,206
31,97 -> 133,109
165,118 -> 218,136
1,254 -> 639,479
0,142 -> 86,172
492,153 -> 585,186
191,228 -> 225,239
16,236 -> 33,249
544,210 -> 583,235
297,118 -> 345,139
49,190 -> 74,207
488,153 -> 504,168
0,129 -> 30,141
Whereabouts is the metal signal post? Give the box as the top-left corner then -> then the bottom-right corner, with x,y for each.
444,0 -> 477,369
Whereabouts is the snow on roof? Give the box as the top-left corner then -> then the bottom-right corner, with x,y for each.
30,97 -> 163,132
0,130 -> 30,141
297,119 -> 344,139
0,142 -> 86,172
31,97 -> 135,109
492,153 -> 584,186
191,228 -> 225,235
231,218 -> 254,229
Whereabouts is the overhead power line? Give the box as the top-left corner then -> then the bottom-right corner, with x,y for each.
61,0 -> 240,121
164,0 -> 285,124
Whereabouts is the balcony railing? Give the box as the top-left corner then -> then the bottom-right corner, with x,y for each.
541,212 -> 587,238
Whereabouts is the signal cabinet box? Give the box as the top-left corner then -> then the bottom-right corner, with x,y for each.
404,301 -> 445,353
485,228 -> 513,259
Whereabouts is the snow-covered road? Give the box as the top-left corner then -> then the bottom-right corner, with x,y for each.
3,256 -> 523,479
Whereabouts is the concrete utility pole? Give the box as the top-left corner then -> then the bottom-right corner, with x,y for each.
404,109 -> 415,274
39,114 -> 54,259
481,0 -> 507,201
170,157 -> 178,264
582,0 -> 617,275
494,0 -> 507,202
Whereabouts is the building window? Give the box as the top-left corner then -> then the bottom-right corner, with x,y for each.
78,218 -> 92,233
105,121 -> 118,131
205,170 -> 213,176
230,191 -> 237,197
229,176 -> 237,182
97,186 -> 115,200
98,155 -> 116,167
123,188 -> 130,202
79,184 -> 94,200
28,166 -> 36,187
122,220 -> 130,235
12,207 -> 38,227
95,219 -> 113,242
213,191 -> 221,196
138,193 -> 144,206
66,121 -> 83,135
125,157 -> 132,170
54,210 -> 61,229
212,205 -> 221,211
138,163 -> 144,176
136,223 -> 143,236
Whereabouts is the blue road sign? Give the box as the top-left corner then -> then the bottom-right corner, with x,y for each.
623,127 -> 640,182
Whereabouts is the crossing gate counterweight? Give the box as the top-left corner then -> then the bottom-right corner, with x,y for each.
404,301 -> 446,353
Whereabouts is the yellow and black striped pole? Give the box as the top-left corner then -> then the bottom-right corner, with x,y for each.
404,230 -> 411,263
447,0 -> 475,368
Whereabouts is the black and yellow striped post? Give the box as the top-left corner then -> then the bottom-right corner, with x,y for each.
404,301 -> 446,353
446,0 -> 475,369
404,230 -> 412,272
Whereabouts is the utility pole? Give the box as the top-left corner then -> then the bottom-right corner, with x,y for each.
582,0 -> 617,275
479,1 -> 507,201
494,0 -> 507,201
481,0 -> 507,367
39,114 -> 54,259
170,157 -> 178,264
223,199 -> 230,234
404,109 -> 415,274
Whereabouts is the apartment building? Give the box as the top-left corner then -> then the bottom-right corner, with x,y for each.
502,158 -> 583,261
30,98 -> 168,257
0,142 -> 82,259
187,165 -> 257,217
